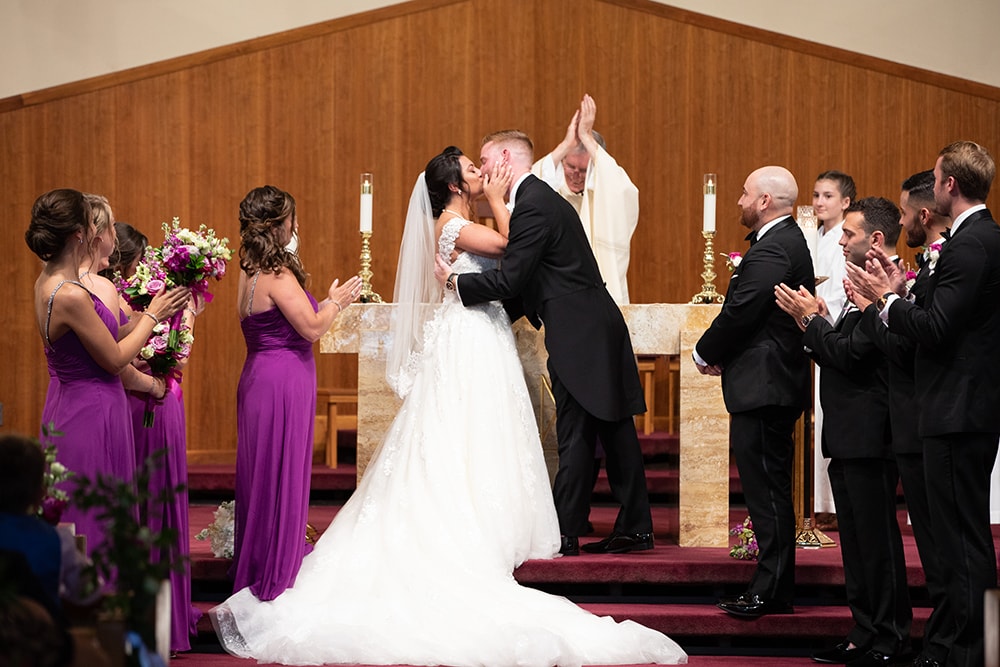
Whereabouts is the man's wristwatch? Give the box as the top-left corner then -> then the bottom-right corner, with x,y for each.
445,272 -> 458,291
875,291 -> 894,311
800,312 -> 819,328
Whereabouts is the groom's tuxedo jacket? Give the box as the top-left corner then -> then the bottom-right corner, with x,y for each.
457,174 -> 644,422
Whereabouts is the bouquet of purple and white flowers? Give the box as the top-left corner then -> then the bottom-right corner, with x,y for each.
116,217 -> 232,309
158,217 -> 232,304
115,218 -> 231,426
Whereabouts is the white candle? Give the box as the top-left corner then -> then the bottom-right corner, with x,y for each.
360,173 -> 373,233
703,174 -> 717,233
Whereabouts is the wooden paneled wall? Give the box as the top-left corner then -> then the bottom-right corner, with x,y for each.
3,0 -> 998,462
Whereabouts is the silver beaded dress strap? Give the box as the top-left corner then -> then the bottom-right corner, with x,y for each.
246,270 -> 261,316
45,280 -> 85,349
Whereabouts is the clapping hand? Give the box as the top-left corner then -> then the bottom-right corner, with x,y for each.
774,283 -> 825,330
328,275 -> 363,311
845,247 -> 901,305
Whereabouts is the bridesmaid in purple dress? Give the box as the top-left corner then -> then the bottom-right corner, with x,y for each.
233,185 -> 362,601
26,189 -> 188,558
101,221 -> 202,653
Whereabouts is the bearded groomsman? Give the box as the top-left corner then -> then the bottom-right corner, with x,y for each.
847,141 -> 1000,667
694,166 -> 814,618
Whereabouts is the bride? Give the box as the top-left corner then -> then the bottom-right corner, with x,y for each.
210,147 -> 687,666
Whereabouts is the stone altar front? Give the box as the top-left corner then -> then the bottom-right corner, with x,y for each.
321,303 -> 728,547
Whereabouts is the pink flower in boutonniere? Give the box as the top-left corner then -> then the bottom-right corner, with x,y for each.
924,242 -> 943,272
904,269 -> 917,294
721,252 -> 743,272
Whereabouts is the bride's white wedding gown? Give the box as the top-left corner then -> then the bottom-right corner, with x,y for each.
211,219 -> 687,666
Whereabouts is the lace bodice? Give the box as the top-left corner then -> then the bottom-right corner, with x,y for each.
438,218 -> 499,277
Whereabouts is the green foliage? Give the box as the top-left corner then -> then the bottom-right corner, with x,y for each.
70,448 -> 186,648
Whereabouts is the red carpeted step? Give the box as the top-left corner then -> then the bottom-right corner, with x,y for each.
188,463 -> 358,493
191,600 -> 931,642
592,464 -> 742,497
580,602 -> 931,639
188,505 -> 932,589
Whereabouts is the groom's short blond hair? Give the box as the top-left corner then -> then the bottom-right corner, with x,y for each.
482,130 -> 534,161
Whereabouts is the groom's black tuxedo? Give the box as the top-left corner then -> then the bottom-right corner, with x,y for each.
695,216 -> 813,606
457,173 -> 651,538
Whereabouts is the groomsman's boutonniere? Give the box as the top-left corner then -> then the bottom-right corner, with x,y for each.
904,269 -> 917,294
721,252 -> 743,273
923,242 -> 943,272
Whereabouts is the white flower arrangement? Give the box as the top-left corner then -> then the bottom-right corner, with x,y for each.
195,500 -> 235,559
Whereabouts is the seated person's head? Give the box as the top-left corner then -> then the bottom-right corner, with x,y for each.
0,434 -> 46,515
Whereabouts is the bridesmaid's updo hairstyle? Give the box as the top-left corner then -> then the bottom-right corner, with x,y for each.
239,185 -> 307,287
425,146 -> 467,218
84,193 -> 114,237
100,222 -> 148,281
25,188 -> 92,262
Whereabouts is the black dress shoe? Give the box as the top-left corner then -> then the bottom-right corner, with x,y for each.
911,654 -> 943,667
581,532 -> 654,554
559,535 -> 579,556
812,641 -> 866,664
846,649 -> 896,667
716,592 -> 793,618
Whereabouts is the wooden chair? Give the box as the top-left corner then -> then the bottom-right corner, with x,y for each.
315,387 -> 358,468
636,356 -> 657,435
634,355 -> 681,435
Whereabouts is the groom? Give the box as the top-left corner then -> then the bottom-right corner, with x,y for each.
434,130 -> 653,556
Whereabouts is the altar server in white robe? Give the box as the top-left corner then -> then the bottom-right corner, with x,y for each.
532,94 -> 639,305
809,171 -> 856,525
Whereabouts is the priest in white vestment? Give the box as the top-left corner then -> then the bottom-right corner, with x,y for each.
531,94 -> 638,305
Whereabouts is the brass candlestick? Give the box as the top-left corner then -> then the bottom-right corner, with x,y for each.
690,231 -> 725,304
358,231 -> 383,303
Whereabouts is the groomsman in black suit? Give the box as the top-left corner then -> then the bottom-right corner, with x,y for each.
855,171 -> 953,667
777,197 -> 911,667
694,166 -> 814,618
435,130 -> 653,556
847,141 -> 1000,667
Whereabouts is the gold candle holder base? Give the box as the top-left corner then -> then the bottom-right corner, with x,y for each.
359,231 -> 383,303
795,517 -> 836,548
690,230 -> 724,304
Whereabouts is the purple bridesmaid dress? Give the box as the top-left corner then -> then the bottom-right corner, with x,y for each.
129,376 -> 200,652
232,293 -> 317,601
41,282 -> 136,558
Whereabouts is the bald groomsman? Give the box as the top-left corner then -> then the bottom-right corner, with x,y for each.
694,165 -> 814,618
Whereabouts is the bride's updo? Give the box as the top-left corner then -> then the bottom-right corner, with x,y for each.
238,185 -> 307,287
25,189 -> 92,262
424,146 -> 468,218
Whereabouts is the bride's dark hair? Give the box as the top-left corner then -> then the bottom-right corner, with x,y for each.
424,146 -> 468,218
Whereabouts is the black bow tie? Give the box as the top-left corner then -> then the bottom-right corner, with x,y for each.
746,231 -> 757,246
941,228 -> 952,240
